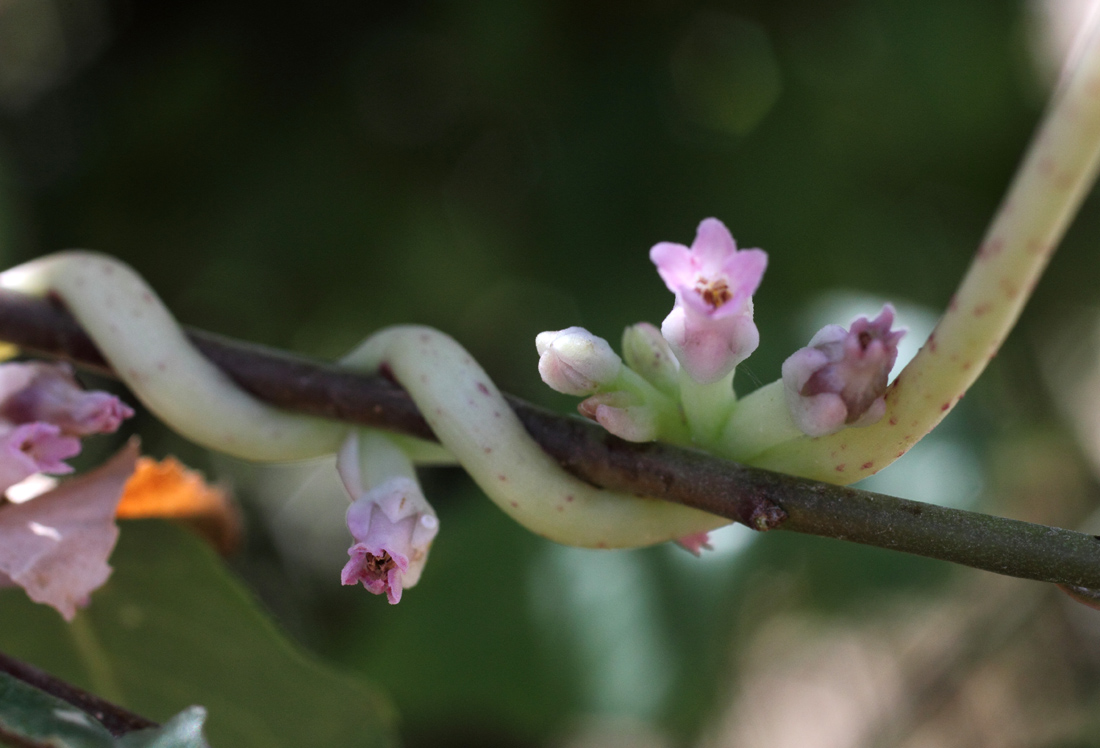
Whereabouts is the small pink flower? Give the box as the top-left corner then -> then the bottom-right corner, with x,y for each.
341,477 -> 439,604
0,362 -> 134,436
0,423 -> 80,495
650,218 -> 767,383
782,305 -> 905,437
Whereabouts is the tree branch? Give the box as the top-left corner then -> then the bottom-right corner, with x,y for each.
0,650 -> 156,736
3,289 -> 1100,587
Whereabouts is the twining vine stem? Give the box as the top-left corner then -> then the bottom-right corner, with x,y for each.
3,288 -> 1100,588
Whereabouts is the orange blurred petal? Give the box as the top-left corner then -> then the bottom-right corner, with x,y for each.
117,457 -> 240,554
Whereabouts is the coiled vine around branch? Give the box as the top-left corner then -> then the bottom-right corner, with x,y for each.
4,7 -> 1100,559
1,251 -> 725,549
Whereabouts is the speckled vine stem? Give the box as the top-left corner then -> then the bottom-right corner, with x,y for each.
753,18 -> 1100,484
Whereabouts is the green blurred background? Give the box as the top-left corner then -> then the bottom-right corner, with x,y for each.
5,0 -> 1100,746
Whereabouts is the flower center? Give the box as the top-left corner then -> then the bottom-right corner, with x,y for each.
694,276 -> 732,309
365,551 -> 398,581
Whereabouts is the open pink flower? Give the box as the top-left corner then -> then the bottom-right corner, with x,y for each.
650,218 -> 768,383
341,477 -> 439,604
782,305 -> 905,437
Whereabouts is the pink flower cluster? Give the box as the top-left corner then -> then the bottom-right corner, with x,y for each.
0,362 -> 134,495
0,360 -> 135,620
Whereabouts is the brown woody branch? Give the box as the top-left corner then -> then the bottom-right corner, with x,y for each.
3,289 -> 1100,587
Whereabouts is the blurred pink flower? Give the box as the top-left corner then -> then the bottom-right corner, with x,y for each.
0,423 -> 80,494
0,441 -> 138,620
0,362 -> 134,436
650,218 -> 767,383
782,305 -> 905,437
0,361 -> 133,496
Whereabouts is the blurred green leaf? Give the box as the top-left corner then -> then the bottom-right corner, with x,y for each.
0,670 -> 115,748
0,671 -> 211,748
0,521 -> 398,748
119,707 -> 209,748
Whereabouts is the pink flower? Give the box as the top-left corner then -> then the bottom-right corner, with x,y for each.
0,362 -> 134,436
650,218 -> 768,383
782,305 -> 905,437
0,361 -> 133,497
341,477 -> 439,604
0,362 -> 136,619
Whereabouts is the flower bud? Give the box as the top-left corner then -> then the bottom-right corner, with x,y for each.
578,391 -> 658,442
782,305 -> 904,437
621,323 -> 679,395
0,362 -> 134,436
536,327 -> 623,396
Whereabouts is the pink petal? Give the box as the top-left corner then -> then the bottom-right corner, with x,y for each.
676,531 -> 713,556
0,440 -> 138,620
0,423 -> 81,494
690,218 -> 738,267
649,242 -> 695,296
714,249 -> 768,318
